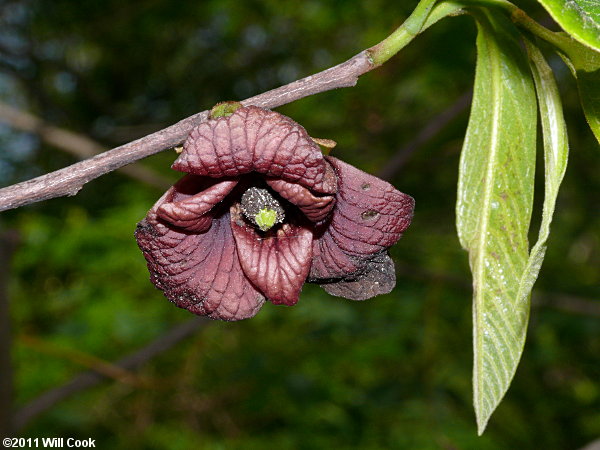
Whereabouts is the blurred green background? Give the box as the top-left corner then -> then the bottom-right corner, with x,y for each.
0,0 -> 598,448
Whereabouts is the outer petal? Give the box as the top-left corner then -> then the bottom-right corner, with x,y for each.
135,211 -> 265,321
230,204 -> 313,306
309,156 -> 414,283
266,177 -> 335,222
173,106 -> 337,194
155,175 -> 237,232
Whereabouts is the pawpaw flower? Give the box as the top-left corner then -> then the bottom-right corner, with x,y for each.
135,106 -> 414,321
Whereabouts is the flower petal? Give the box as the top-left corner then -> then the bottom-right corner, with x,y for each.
309,156 -> 414,282
135,212 -> 265,321
173,106 -> 337,194
155,175 -> 238,232
230,204 -> 313,305
266,178 -> 335,222
321,252 -> 396,300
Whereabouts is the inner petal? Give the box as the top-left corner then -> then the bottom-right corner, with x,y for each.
230,204 -> 313,305
266,178 -> 335,222
156,176 -> 237,232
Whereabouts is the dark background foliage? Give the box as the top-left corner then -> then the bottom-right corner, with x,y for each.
0,0 -> 598,448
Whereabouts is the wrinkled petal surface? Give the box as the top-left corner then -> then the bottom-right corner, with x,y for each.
173,106 -> 337,194
321,252 -> 396,300
266,177 -> 335,222
156,175 -> 238,232
137,106 -> 415,319
135,211 -> 265,321
230,204 -> 313,305
310,156 -> 414,282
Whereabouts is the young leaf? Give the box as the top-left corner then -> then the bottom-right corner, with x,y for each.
456,11 -> 537,434
536,0 -> 600,51
519,38 -> 568,354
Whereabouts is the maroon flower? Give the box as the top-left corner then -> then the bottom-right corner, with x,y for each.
135,106 -> 414,321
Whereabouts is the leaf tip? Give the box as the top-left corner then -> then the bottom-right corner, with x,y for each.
476,416 -> 489,436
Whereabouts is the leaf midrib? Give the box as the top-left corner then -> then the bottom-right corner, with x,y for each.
473,26 -> 502,425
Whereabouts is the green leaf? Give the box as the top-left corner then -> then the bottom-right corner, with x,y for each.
518,37 -> 569,363
537,31 -> 600,144
551,31 -> 600,73
577,68 -> 600,145
456,11 -> 537,434
536,0 -> 600,51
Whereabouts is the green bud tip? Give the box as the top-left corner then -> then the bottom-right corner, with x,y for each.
254,208 -> 278,232
209,101 -> 243,119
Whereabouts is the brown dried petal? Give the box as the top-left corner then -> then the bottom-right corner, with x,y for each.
321,252 -> 396,301
230,204 -> 313,305
310,156 -> 414,282
173,106 -> 336,194
135,212 -> 265,321
156,175 -> 237,232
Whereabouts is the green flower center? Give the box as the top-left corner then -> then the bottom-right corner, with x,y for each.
240,187 -> 285,232
255,208 -> 278,232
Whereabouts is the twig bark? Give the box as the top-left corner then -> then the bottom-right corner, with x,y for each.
0,51 -> 374,212
0,102 -> 172,190
13,317 -> 208,431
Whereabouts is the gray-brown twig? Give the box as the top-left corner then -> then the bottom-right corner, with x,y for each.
0,52 -> 374,212
0,0 -> 466,212
0,102 -> 172,190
